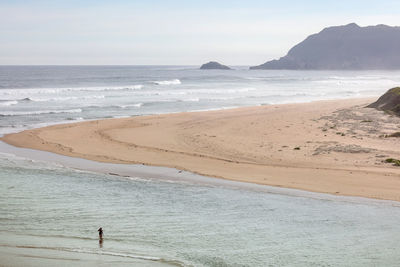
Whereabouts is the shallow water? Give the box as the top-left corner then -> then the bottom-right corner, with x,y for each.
1,152 -> 400,266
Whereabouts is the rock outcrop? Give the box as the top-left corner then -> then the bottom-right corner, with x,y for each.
200,61 -> 231,70
251,23 -> 400,70
368,87 -> 400,116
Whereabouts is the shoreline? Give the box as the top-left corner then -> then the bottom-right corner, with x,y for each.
2,97 -> 400,201
3,140 -> 398,207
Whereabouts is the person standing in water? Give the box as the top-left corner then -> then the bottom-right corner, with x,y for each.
98,227 -> 103,239
98,227 -> 104,248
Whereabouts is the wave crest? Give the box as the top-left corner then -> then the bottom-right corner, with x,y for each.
0,100 -> 18,106
119,103 -> 143,108
0,85 -> 143,96
25,95 -> 105,102
0,109 -> 82,116
152,79 -> 181,85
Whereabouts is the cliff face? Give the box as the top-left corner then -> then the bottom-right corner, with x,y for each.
368,87 -> 400,116
251,23 -> 400,70
200,61 -> 231,70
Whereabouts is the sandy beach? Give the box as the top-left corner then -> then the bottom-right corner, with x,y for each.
3,98 -> 400,201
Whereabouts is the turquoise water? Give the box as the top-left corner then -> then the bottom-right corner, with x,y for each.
1,152 -> 400,266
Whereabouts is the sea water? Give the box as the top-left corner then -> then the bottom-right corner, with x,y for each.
1,65 -> 400,135
1,66 -> 400,266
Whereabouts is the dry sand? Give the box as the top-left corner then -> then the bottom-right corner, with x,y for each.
3,98 -> 400,201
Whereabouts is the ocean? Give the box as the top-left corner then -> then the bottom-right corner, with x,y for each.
1,66 -> 400,266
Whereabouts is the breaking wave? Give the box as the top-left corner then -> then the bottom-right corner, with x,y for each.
0,108 -> 82,116
119,103 -> 143,108
152,79 -> 181,85
0,100 -> 18,106
24,95 -> 105,102
0,85 -> 143,96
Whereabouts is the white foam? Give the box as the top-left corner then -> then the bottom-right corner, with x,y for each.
182,98 -> 200,102
111,115 -> 131,118
0,85 -> 143,97
0,100 -> 18,106
132,103 -> 143,107
27,95 -> 105,102
189,106 -> 240,112
117,103 -> 143,109
152,79 -> 181,85
67,117 -> 84,121
133,87 -> 256,97
0,108 -> 82,116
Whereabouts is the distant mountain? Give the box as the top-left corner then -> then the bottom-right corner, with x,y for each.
200,61 -> 231,70
368,87 -> 400,116
250,23 -> 400,70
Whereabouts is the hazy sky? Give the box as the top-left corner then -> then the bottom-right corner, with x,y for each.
1,0 -> 400,65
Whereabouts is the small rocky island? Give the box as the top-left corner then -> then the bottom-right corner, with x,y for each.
200,61 -> 231,70
368,87 -> 400,116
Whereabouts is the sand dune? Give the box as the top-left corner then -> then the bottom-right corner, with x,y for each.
3,98 -> 400,201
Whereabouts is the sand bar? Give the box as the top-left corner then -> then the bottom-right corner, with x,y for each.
3,98 -> 400,201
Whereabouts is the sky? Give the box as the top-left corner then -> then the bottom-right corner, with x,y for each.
1,0 -> 400,65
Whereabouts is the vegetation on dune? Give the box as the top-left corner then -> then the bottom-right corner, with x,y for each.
389,87 -> 400,95
385,158 -> 400,166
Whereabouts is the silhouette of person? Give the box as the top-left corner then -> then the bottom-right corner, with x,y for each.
98,227 -> 104,248
98,227 -> 103,239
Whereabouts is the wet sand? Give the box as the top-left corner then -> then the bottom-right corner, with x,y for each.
3,98 -> 400,201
